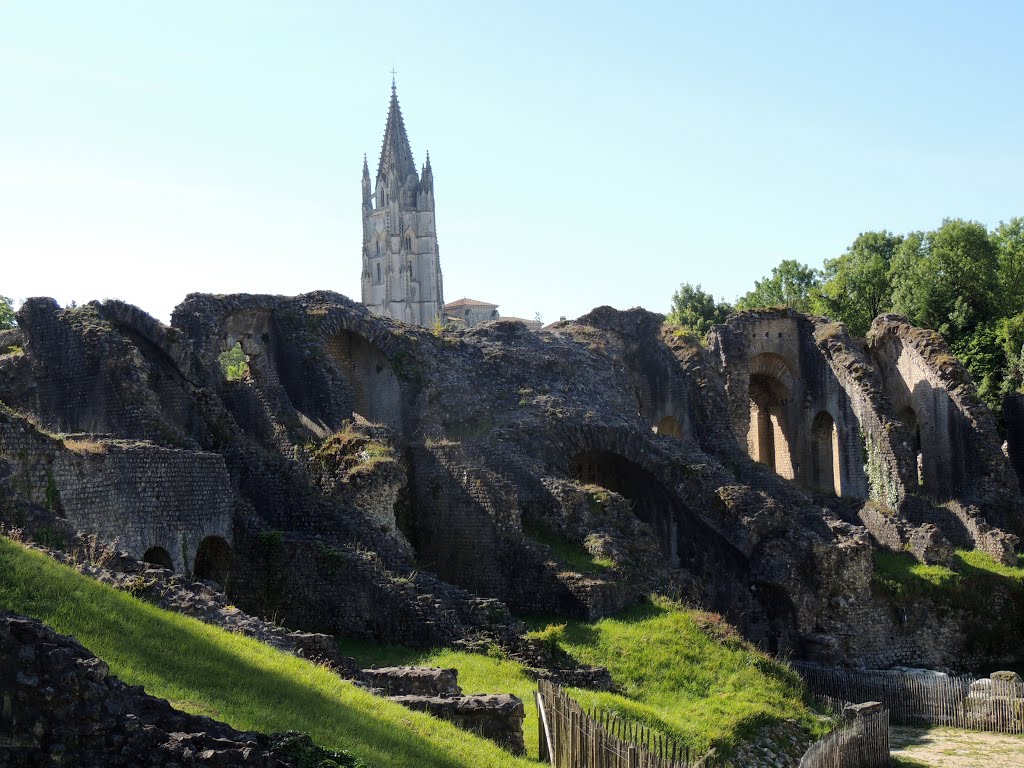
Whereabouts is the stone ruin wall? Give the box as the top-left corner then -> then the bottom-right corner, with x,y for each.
709,310 -> 1022,540
1,292 -> 1022,671
0,407 -> 234,573
707,311 -> 896,501
869,316 -> 1021,513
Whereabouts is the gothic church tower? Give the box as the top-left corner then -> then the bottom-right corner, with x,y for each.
361,81 -> 444,327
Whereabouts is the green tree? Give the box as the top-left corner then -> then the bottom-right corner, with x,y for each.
0,295 -> 14,330
951,312 -> 1024,418
998,312 -> 1024,395
667,283 -> 732,336
889,219 -> 998,344
736,259 -> 820,313
812,231 -> 901,337
994,217 -> 1024,317
218,343 -> 250,381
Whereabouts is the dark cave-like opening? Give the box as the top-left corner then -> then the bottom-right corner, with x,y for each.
192,536 -> 233,587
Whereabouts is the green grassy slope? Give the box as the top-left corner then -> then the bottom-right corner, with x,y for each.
345,598 -> 824,759
0,538 -> 531,768
872,548 -> 1024,603
556,600 -> 825,755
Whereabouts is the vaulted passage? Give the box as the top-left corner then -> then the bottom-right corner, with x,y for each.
811,411 -> 841,496
899,406 -> 925,487
747,354 -> 796,480
572,451 -> 681,565
142,546 -> 173,570
325,330 -> 401,428
193,536 -> 232,587
570,450 -> 798,653
654,416 -> 684,438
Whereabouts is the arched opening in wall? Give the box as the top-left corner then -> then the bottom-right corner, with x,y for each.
654,416 -> 684,439
747,354 -> 796,480
192,536 -> 232,587
324,330 -> 402,429
218,342 -> 250,382
568,450 -> 783,645
571,451 -> 681,565
811,411 -> 841,496
899,406 -> 924,486
142,546 -> 173,570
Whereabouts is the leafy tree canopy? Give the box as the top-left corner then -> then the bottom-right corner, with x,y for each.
890,218 -> 998,345
812,231 -> 901,337
736,260 -> 820,313
0,295 -> 15,330
667,283 -> 732,337
994,217 -> 1024,317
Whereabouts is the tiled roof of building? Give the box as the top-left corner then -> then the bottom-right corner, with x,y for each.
444,297 -> 499,309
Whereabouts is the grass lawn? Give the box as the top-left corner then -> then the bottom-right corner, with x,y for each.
344,597 -> 825,759
0,537 -> 532,768
872,548 -> 1024,603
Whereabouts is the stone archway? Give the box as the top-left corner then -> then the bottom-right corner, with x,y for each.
811,411 -> 841,496
747,353 -> 796,480
570,450 -> 683,565
324,330 -> 401,428
899,406 -> 924,487
192,536 -> 232,587
142,546 -> 173,570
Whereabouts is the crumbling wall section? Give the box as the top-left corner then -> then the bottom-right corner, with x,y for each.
0,406 -> 234,573
0,611 -> 301,767
708,310 -> 884,499
13,299 -> 194,446
868,315 -> 1024,534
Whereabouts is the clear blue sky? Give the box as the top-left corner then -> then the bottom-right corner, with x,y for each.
1,1 -> 1021,323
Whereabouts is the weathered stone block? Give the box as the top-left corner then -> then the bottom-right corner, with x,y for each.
387,693 -> 526,755
362,666 -> 461,697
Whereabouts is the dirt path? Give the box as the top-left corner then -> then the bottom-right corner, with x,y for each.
890,726 -> 1024,767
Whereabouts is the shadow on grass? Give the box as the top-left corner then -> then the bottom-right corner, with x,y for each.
0,539 -> 525,768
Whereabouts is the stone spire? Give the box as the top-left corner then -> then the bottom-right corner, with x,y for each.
377,80 -> 417,182
420,151 -> 433,195
362,81 -> 443,328
361,154 -> 372,209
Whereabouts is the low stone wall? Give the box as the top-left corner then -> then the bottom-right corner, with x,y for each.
0,611 -> 313,766
857,502 -> 953,565
0,406 -> 234,573
390,693 -> 526,755
362,666 -> 461,697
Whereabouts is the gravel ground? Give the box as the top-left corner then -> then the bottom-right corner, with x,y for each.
889,725 -> 1024,768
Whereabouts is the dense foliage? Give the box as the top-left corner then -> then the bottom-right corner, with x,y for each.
219,342 -> 251,381
735,259 -> 821,314
0,295 -> 15,329
666,283 -> 732,337
694,216 -> 1024,422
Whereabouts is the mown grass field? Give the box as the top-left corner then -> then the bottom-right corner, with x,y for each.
0,537 -> 531,768
344,597 -> 826,759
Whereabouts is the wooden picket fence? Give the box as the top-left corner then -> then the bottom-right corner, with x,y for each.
797,707 -> 889,768
796,663 -> 1024,734
536,679 -> 716,768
